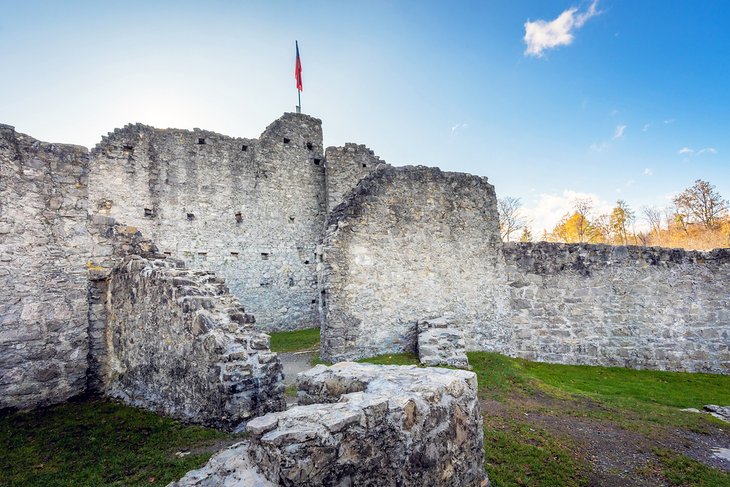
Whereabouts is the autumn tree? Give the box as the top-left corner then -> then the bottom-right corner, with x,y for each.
498,196 -> 526,242
609,200 -> 635,245
673,179 -> 728,229
519,227 -> 533,242
642,206 -> 663,239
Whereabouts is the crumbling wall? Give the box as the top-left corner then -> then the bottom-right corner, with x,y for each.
504,242 -> 730,374
172,362 -> 486,486
319,165 -> 509,362
103,254 -> 285,428
324,143 -> 387,213
88,113 -> 326,331
0,125 -> 91,409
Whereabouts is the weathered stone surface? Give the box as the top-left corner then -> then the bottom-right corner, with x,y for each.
417,317 -> 470,369
168,442 -> 275,487
102,254 -> 285,429
503,242 -> 730,374
172,362 -> 486,487
324,143 -> 386,213
704,405 -> 730,423
88,114 -> 326,331
319,165 -> 509,362
0,125 -> 92,409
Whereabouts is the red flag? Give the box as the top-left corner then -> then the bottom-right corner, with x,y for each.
295,41 -> 303,92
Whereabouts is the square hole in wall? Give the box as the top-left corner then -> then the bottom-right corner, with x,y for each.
123,144 -> 134,151
306,142 -> 313,151
241,144 -> 248,151
362,163 -> 367,168
283,137 -> 290,144
186,213 -> 195,221
197,138 -> 206,145
288,216 -> 295,224
313,158 -> 321,165
235,212 -> 243,223
288,277 -> 295,287
311,299 -> 316,304
144,208 -> 154,217
261,253 -> 270,260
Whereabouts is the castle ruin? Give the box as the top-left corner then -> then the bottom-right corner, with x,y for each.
1,112 -> 728,484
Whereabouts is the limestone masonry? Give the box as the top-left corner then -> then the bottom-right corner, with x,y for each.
172,362 -> 485,486
1,112 -> 729,418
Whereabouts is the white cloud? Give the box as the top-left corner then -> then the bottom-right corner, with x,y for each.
644,168 -> 653,176
642,123 -> 652,132
613,124 -> 627,139
663,118 -> 675,125
450,123 -> 469,136
679,147 -> 718,157
524,0 -> 601,57
520,189 -> 611,235
589,141 -> 609,152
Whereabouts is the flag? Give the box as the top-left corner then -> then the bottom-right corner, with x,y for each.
295,41 -> 303,92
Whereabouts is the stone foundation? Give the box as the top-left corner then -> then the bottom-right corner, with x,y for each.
171,362 -> 486,486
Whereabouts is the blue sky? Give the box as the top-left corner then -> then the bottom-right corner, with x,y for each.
2,1 -> 728,233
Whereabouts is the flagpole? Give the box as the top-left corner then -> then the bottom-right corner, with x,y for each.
295,40 -> 302,114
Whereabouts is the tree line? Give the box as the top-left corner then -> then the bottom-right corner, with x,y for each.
498,179 -> 730,250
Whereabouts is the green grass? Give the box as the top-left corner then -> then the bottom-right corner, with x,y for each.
0,397 -> 236,487
521,359 -> 730,410
358,352 -> 420,366
268,326 -> 320,353
483,419 -> 585,487
653,448 -> 730,487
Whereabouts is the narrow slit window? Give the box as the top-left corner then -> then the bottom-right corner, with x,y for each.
261,253 -> 270,260
230,251 -> 239,257
235,212 -> 243,223
306,142 -> 313,151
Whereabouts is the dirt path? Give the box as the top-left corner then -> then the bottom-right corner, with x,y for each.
481,392 -> 730,486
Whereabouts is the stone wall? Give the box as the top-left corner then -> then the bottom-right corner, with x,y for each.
319,165 -> 509,362
88,114 -> 326,331
324,143 -> 387,213
172,362 -> 486,486
503,242 -> 730,374
0,125 -> 92,410
102,254 -> 285,429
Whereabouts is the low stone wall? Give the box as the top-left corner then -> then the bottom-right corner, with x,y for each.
0,125 -> 91,410
504,242 -> 730,374
319,165 -> 508,362
171,362 -> 486,486
102,254 -> 285,429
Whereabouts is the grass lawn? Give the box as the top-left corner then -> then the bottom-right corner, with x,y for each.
268,326 -> 320,353
0,396 -> 238,487
3,339 -> 729,487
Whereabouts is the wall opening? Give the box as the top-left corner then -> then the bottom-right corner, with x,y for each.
283,137 -> 291,144
122,144 -> 134,151
197,138 -> 206,145
186,213 -> 195,221
306,142 -> 313,151
241,144 -> 248,151
230,251 -> 239,258
362,163 -> 367,168
235,212 -> 243,223
314,158 -> 321,165
144,208 -> 154,218
261,253 -> 270,260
